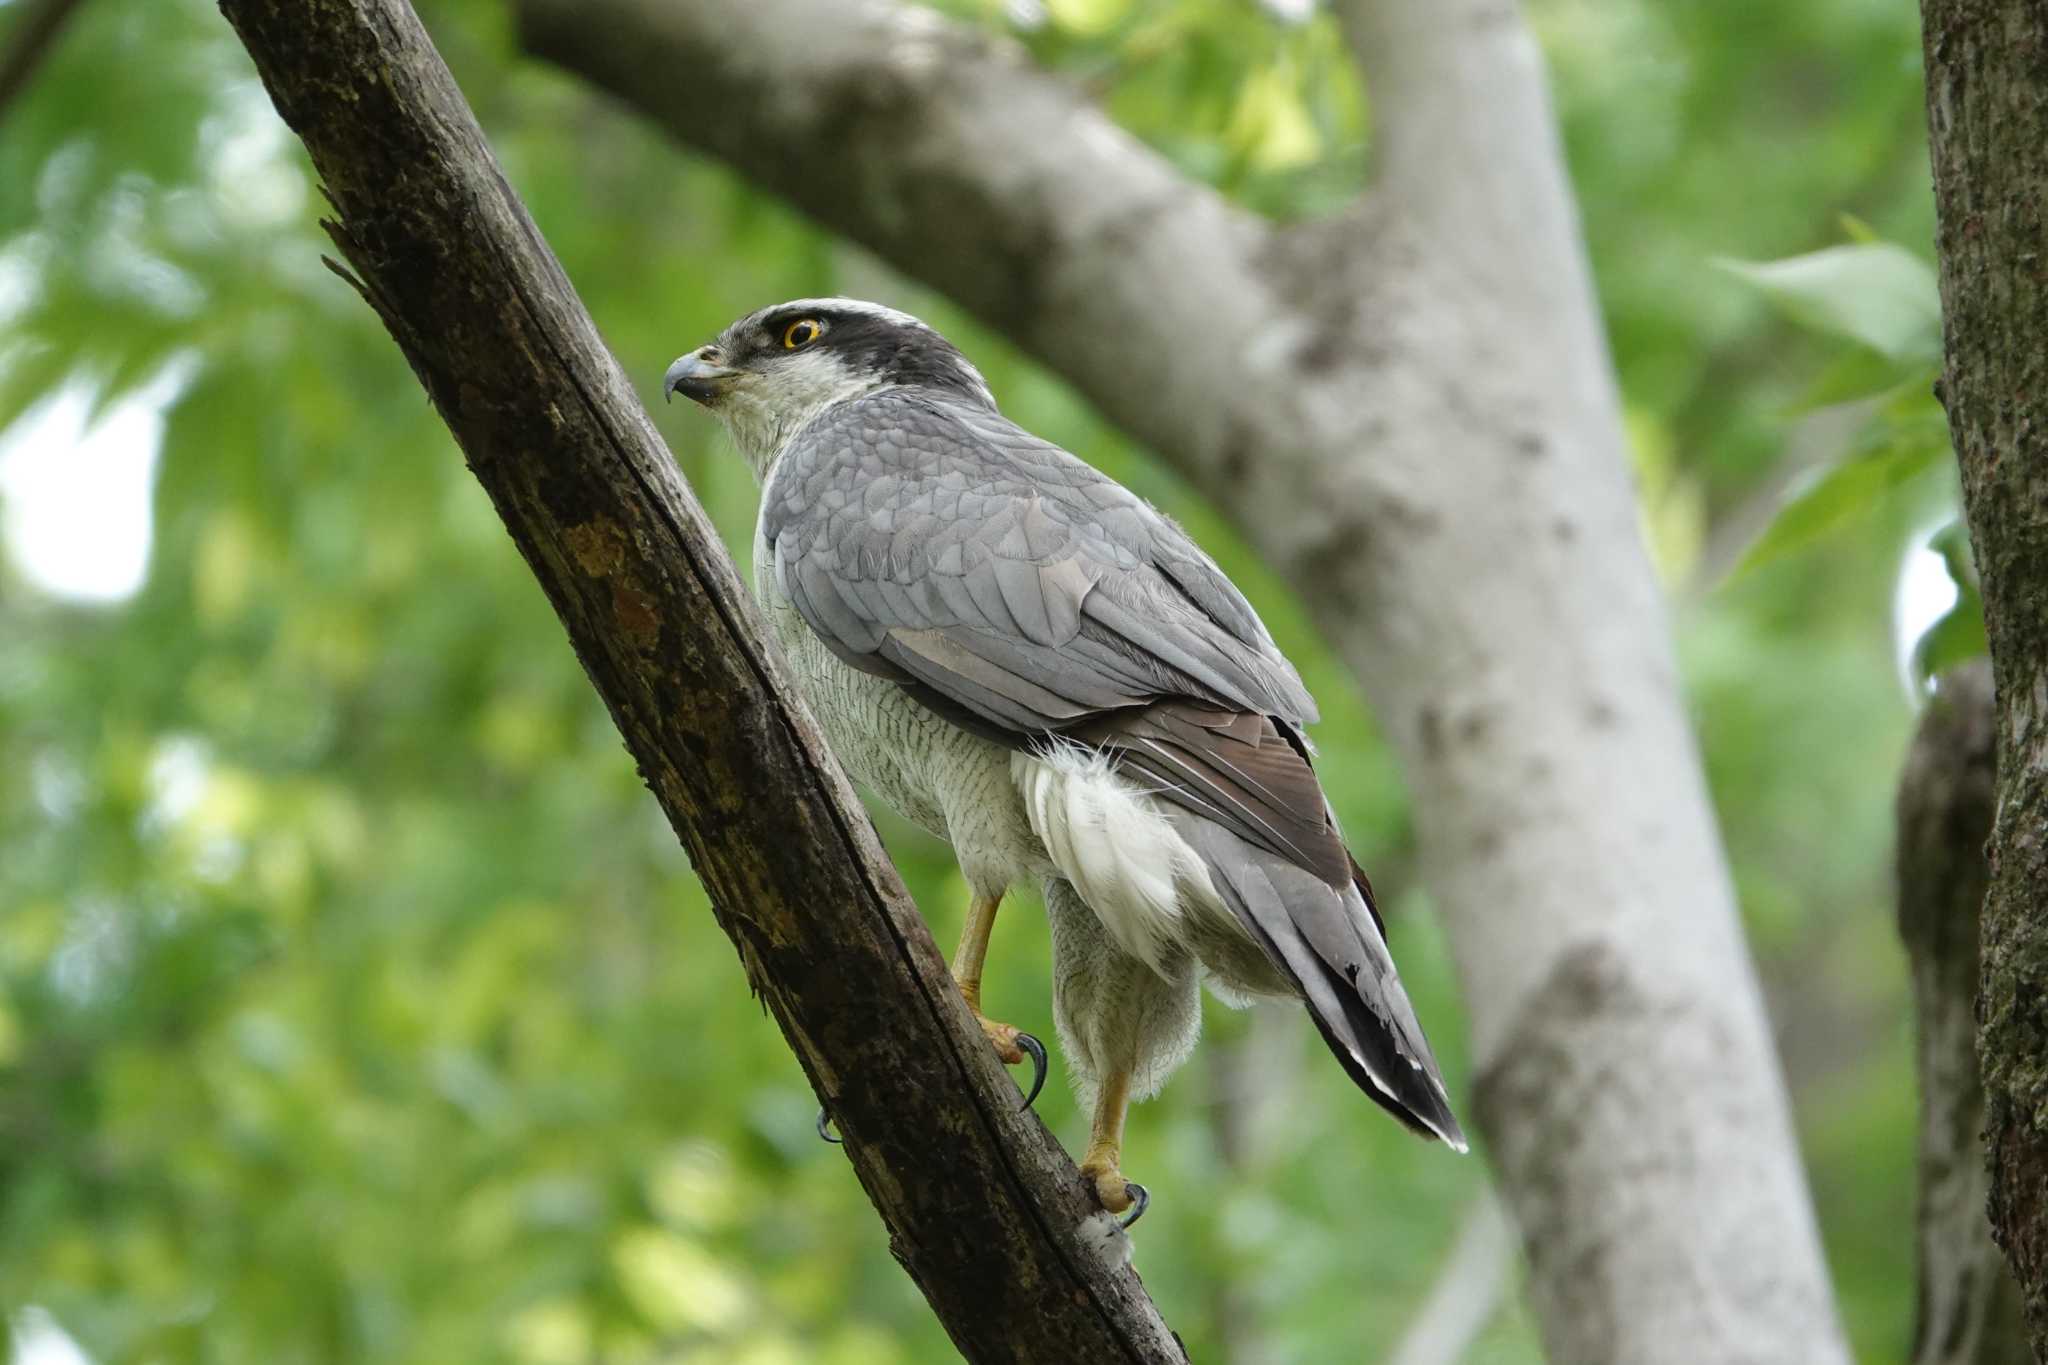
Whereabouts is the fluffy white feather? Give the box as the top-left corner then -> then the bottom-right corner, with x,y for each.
1012,744 -> 1213,975
1076,1209 -> 1134,1269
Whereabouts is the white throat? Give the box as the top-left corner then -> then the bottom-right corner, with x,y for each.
716,357 -> 891,483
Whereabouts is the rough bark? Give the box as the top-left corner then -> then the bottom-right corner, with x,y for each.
1898,663 -> 2030,1365
515,0 -> 1850,1358
1921,0 -> 2048,1350
214,2 -> 1185,1360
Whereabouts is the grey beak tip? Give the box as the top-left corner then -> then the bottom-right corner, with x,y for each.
662,356 -> 690,403
664,352 -> 735,409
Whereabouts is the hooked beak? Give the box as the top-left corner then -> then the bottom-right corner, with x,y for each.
664,348 -> 738,406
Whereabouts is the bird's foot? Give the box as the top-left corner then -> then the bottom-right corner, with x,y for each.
1081,1160 -> 1150,1230
973,1010 -> 1048,1110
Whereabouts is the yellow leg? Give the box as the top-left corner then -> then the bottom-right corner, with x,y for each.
951,891 -> 1026,1065
1079,1066 -> 1140,1215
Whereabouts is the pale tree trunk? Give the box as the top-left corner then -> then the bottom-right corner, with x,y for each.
1204,1006 -> 1297,1365
1897,662 -> 2029,1365
217,1 -> 1185,1359
1920,0 -> 2048,1350
515,0 -> 1850,1358
1384,1190 -> 1514,1365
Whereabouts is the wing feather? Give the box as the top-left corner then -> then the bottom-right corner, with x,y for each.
1176,814 -> 1465,1148
765,391 -> 1316,732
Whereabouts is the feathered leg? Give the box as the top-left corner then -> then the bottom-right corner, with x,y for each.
1044,875 -> 1200,1223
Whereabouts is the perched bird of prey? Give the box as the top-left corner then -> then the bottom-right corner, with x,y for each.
667,300 -> 1464,1223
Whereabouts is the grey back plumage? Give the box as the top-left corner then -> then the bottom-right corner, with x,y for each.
763,390 -> 1317,731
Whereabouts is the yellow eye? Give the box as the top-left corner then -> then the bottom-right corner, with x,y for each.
782,318 -> 823,349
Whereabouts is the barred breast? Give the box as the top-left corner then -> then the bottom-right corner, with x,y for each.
752,529 -> 1047,896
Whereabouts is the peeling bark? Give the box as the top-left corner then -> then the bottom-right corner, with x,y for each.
1920,0 -> 2048,1350
214,2 -> 1186,1360
1897,663 -> 2029,1365
514,0 -> 1850,1357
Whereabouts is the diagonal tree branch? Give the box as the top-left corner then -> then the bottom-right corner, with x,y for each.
0,0 -> 88,122
517,2 -> 1852,1360
214,2 -> 1184,1360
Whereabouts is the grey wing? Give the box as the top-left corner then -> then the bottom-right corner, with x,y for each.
763,390 -> 1318,738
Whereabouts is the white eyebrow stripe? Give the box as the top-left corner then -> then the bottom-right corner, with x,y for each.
742,297 -> 933,333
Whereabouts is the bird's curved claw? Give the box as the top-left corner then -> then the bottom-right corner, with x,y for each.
818,1024 -> 1042,1146
1118,1182 -> 1150,1230
1016,1031 -> 1048,1110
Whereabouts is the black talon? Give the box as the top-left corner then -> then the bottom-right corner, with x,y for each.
1015,1031 -> 1048,1110
816,1109 -> 842,1144
1118,1182 -> 1150,1230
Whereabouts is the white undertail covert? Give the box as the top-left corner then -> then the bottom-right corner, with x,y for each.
1012,744 -> 1220,976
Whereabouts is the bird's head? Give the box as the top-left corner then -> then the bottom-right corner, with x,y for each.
665,298 -> 995,478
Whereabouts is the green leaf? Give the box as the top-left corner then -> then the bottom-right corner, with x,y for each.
1914,582 -> 1988,687
1734,440 -> 1944,577
1044,0 -> 1134,37
1928,516 -> 1981,594
1788,352 -> 1929,414
1719,243 -> 1942,363
0,343 -> 72,439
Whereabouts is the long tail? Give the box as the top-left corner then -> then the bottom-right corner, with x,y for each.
1176,816 -> 1467,1151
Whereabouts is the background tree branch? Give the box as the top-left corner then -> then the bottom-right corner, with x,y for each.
213,1 -> 1186,1360
517,0 -> 1851,1358
0,0 -> 87,121
1896,662 -> 2028,1365
512,0 -> 1282,501
1921,0 -> 2048,1348
1385,1189 -> 1514,1365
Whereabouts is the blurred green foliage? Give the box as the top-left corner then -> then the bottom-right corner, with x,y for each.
0,0 -> 1947,1360
1718,232 -> 1981,691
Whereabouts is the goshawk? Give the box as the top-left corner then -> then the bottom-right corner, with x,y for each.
667,300 -> 1464,1223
